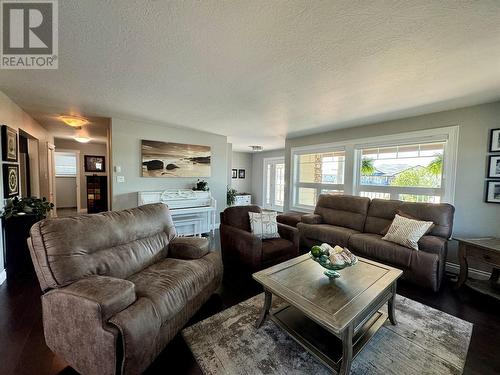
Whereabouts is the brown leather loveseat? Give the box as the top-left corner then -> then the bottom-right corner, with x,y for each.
298,195 -> 455,291
28,203 -> 222,375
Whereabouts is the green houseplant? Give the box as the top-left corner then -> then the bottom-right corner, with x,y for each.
192,179 -> 209,191
2,197 -> 54,220
227,187 -> 237,206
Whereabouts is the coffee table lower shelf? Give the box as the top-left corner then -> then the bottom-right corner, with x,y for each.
270,304 -> 388,373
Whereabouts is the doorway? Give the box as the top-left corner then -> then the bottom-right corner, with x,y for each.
54,150 -> 81,216
263,157 -> 285,212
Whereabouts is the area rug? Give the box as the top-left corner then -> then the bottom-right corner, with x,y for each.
182,293 -> 473,375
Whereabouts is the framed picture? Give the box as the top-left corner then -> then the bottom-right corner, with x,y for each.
485,180 -> 500,204
141,140 -> 211,177
490,128 -> 500,152
238,169 -> 245,179
3,164 -> 19,198
487,155 -> 500,178
232,169 -> 237,179
84,155 -> 106,172
2,125 -> 18,162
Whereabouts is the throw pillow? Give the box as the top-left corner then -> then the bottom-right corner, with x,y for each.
382,214 -> 433,250
249,211 -> 280,239
380,210 -> 435,235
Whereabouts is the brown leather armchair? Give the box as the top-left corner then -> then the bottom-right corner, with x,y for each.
220,205 -> 299,273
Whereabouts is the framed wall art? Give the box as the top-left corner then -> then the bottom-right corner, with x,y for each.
84,155 -> 106,172
490,128 -> 500,152
487,155 -> 500,178
232,169 -> 237,179
238,169 -> 245,179
141,140 -> 211,177
485,180 -> 500,204
2,125 -> 18,162
3,164 -> 19,198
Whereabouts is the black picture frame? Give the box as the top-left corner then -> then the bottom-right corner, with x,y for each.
485,180 -> 500,204
3,164 -> 19,198
487,155 -> 500,178
232,169 -> 237,179
84,155 -> 106,172
2,125 -> 18,162
489,128 -> 500,153
238,169 -> 245,179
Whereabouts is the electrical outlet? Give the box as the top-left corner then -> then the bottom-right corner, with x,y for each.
116,175 -> 125,183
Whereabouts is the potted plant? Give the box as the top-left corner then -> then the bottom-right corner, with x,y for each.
2,196 -> 54,220
192,179 -> 209,192
227,187 -> 237,206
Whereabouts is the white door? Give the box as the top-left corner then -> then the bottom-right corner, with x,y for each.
47,143 -> 56,215
263,157 -> 285,212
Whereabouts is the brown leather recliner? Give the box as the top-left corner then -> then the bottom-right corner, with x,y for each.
220,205 -> 300,273
298,195 -> 455,292
27,203 -> 222,375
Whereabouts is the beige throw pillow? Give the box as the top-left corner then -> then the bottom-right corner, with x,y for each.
382,214 -> 433,250
249,211 -> 280,239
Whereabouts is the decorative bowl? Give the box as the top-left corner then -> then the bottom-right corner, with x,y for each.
309,245 -> 358,279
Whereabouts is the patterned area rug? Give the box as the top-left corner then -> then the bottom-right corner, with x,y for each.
182,293 -> 472,375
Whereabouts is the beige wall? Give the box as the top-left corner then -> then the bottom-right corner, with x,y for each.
231,151 -> 253,194
111,117 -> 228,218
285,101 -> 500,266
0,90 -> 53,273
54,139 -> 108,210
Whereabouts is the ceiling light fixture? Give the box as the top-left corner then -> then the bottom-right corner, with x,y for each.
249,145 -> 264,152
74,136 -> 91,143
59,115 -> 89,127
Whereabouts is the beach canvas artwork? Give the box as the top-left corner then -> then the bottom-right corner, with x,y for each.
141,140 -> 211,177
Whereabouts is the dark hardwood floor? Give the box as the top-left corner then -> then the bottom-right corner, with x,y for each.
1,233 -> 499,375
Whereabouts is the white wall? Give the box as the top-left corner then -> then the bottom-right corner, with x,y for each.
285,101 -> 500,265
0,90 -> 54,278
111,117 -> 228,218
231,151 -> 252,194
251,149 -> 285,206
54,139 -> 108,210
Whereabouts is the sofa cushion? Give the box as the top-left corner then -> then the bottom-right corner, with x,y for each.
249,211 -> 280,239
298,223 -> 360,248
364,199 -> 404,235
314,194 -> 370,231
418,235 -> 447,257
398,202 -> 455,239
221,205 -> 261,232
348,233 -> 412,269
277,212 -> 304,228
29,203 -> 177,291
262,238 -> 294,263
127,254 -> 219,323
381,214 -> 434,250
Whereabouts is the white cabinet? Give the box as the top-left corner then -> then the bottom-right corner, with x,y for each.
234,194 -> 252,206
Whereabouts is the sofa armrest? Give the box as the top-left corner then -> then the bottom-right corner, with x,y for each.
46,275 -> 136,321
42,276 -> 136,375
169,237 -> 210,259
278,223 -> 300,251
301,213 -> 323,224
220,223 -> 263,269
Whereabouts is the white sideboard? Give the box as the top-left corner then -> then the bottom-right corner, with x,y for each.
234,194 -> 252,206
138,190 -> 216,236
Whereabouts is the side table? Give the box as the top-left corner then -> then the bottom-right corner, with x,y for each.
455,237 -> 500,299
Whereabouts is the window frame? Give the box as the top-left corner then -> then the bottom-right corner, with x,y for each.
289,126 -> 459,212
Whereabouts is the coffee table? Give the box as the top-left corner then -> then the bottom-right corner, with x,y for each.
253,254 -> 402,375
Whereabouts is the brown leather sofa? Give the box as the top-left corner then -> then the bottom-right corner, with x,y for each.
298,195 -> 455,291
27,203 -> 222,375
220,205 -> 299,273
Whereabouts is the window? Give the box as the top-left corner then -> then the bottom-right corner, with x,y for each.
263,157 -> 285,211
357,142 -> 446,202
289,126 -> 458,211
292,150 -> 345,209
55,152 -> 77,176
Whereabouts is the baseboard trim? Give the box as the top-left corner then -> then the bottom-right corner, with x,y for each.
0,269 -> 6,285
445,261 -> 491,280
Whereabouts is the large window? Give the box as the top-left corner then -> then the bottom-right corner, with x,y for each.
290,127 -> 458,211
292,150 -> 345,209
264,157 -> 286,211
55,152 -> 77,176
357,142 -> 445,203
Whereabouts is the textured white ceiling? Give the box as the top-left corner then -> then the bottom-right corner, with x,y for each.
1,1 -> 500,152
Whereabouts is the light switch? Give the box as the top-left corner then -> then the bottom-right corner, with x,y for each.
116,175 -> 125,183
114,166 -> 122,173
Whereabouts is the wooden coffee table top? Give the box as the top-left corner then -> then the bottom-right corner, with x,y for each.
253,254 -> 402,334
